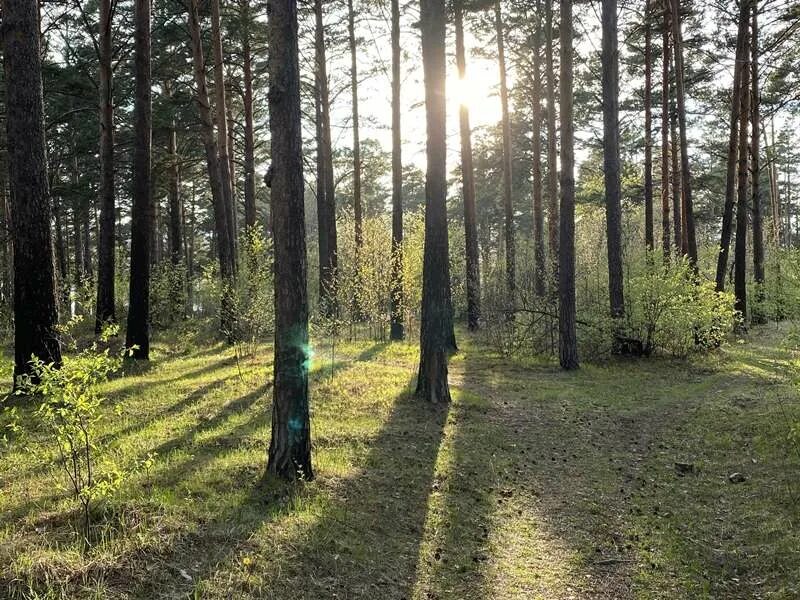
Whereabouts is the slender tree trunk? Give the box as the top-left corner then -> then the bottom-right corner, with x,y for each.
544,0 -> 559,278
416,0 -> 454,403
669,61 -> 682,254
558,0 -> 578,370
167,120 -> 183,265
668,0 -> 697,267
314,0 -> 338,316
660,1 -> 671,260
390,0 -> 405,339
714,0 -> 749,291
455,1 -> 480,331
266,0 -> 313,481
765,117 -> 780,244
347,0 -> 363,251
2,0 -> 62,381
750,2 -> 765,322
187,0 -> 236,337
53,196 -> 69,308
95,0 -> 115,333
242,0 -> 256,229
602,0 -> 625,324
734,1 -> 752,322
125,0 -> 152,360
644,0 -> 654,251
532,4 -> 546,297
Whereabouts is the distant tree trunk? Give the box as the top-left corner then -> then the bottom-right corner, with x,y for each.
390,0 -> 405,340
266,0 -> 313,481
416,0 -> 455,403
544,0 -> 559,279
532,4 -> 546,297
660,1 -> 671,260
765,117 -> 780,245
241,0 -> 256,230
167,118 -> 183,265
314,0 -> 338,316
187,0 -> 236,337
644,0 -> 654,251
2,0 -> 63,381
750,2 -> 765,322
95,0 -> 115,333
668,0 -> 697,268
734,2 -> 752,322
125,0 -> 152,360
495,0 -> 516,307
602,0 -> 625,325
70,141 -> 83,289
558,0 -> 578,370
455,0 -> 480,331
714,0 -> 749,292
669,72 -> 682,254
210,0 -> 237,266
53,196 -> 69,308
347,0 -> 363,251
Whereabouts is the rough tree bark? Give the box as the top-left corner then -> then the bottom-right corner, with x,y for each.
644,0 -> 654,251
734,1 -> 752,321
455,0 -> 480,331
125,0 -> 152,360
532,3 -> 546,297
544,0 -> 559,277
750,2 -> 765,322
347,0 -> 363,251
559,0 -> 578,370
2,0 -> 63,381
390,0 -> 405,339
242,0 -> 256,229
416,0 -> 455,403
660,0 -> 671,260
266,0 -> 313,481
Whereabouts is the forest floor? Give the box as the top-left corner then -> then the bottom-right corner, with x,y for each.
1,322 -> 800,599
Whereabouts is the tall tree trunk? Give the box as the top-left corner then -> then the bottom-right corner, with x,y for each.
241,0 -> 256,229
53,196 -> 69,308
558,0 -> 578,370
495,1 -> 516,306
187,0 -> 236,337
660,1 -> 671,260
347,0 -> 363,250
644,0 -> 654,251
95,0 -> 115,333
314,0 -> 338,316
266,0 -> 313,481
669,64 -> 682,254
2,0 -> 62,381
714,0 -> 749,291
167,117 -> 183,265
532,3 -> 546,297
734,0 -> 752,322
765,117 -> 780,244
210,0 -> 237,267
750,2 -> 765,322
544,0 -> 559,277
416,0 -> 455,403
125,0 -> 152,360
602,0 -> 625,324
390,0 -> 405,340
668,0 -> 697,267
455,0 -> 480,331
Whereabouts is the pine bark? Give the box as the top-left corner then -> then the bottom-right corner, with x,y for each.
347,0 -> 363,250
750,2 -> 765,321
266,0 -> 313,481
644,0 -> 654,251
558,0 -> 578,370
660,1 -> 671,260
734,1 -> 752,321
416,0 -> 455,403
125,0 -> 152,360
242,0 -> 256,229
390,0 -> 405,340
455,0 -> 480,330
544,0 -> 559,275
532,5 -> 546,297
2,0 -> 63,380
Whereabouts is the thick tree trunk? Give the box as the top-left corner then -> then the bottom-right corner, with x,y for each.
644,0 -> 654,251
125,0 -> 152,360
750,3 -> 765,322
715,0 -> 749,291
660,2 -> 671,260
347,0 -> 363,251
95,0 -> 115,333
416,0 -> 455,404
495,1 -> 516,306
390,0 -> 405,340
314,0 -> 338,316
266,0 -> 313,481
558,0 -> 578,370
532,5 -> 546,297
734,2 -> 752,322
187,0 -> 236,337
668,0 -> 697,267
544,0 -> 559,277
602,0 -> 625,323
455,1 -> 480,331
2,0 -> 63,381
242,0 -> 256,229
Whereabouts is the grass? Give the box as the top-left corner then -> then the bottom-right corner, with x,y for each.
1,322 -> 800,598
